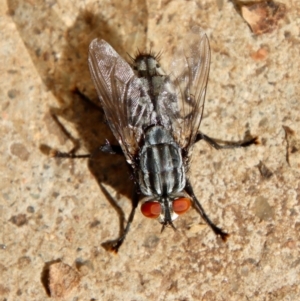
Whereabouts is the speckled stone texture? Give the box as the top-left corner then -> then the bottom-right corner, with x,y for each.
1,0 -> 299,300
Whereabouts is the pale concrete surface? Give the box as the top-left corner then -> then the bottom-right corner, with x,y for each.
1,0 -> 299,300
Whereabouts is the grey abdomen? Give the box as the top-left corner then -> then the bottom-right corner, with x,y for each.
138,126 -> 186,196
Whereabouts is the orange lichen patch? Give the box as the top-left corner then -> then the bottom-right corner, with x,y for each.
240,1 -> 286,35
251,46 -> 269,61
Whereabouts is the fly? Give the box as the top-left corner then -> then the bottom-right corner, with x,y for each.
56,27 -> 257,252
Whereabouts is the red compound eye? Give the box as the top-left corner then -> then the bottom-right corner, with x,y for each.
141,201 -> 161,218
173,198 -> 191,215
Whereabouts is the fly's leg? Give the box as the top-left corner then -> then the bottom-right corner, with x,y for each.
98,141 -> 123,155
51,140 -> 123,159
191,132 -> 257,238
195,132 -> 258,150
102,187 -> 140,253
50,150 -> 91,159
185,179 -> 229,241
51,134 -> 133,252
41,88 -> 124,159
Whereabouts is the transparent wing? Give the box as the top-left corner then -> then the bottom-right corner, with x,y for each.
88,39 -> 154,163
168,27 -> 210,151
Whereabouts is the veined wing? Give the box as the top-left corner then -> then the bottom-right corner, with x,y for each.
88,39 -> 154,163
168,27 -> 210,151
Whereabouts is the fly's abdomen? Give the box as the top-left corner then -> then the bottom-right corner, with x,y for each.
138,126 -> 186,196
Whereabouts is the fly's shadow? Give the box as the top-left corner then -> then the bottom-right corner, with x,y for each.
8,0 -> 148,247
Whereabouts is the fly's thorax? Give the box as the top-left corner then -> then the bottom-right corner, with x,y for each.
138,126 -> 186,196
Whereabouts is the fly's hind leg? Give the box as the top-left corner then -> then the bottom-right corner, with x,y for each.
39,112 -> 89,158
40,88 -> 124,159
40,110 -> 123,159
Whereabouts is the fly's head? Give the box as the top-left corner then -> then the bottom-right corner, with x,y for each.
140,193 -> 191,231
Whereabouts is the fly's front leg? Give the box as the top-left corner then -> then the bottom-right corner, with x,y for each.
103,187 -> 140,253
185,179 -> 229,241
195,132 -> 258,150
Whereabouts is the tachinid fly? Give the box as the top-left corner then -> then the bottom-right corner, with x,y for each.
86,27 -> 256,252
